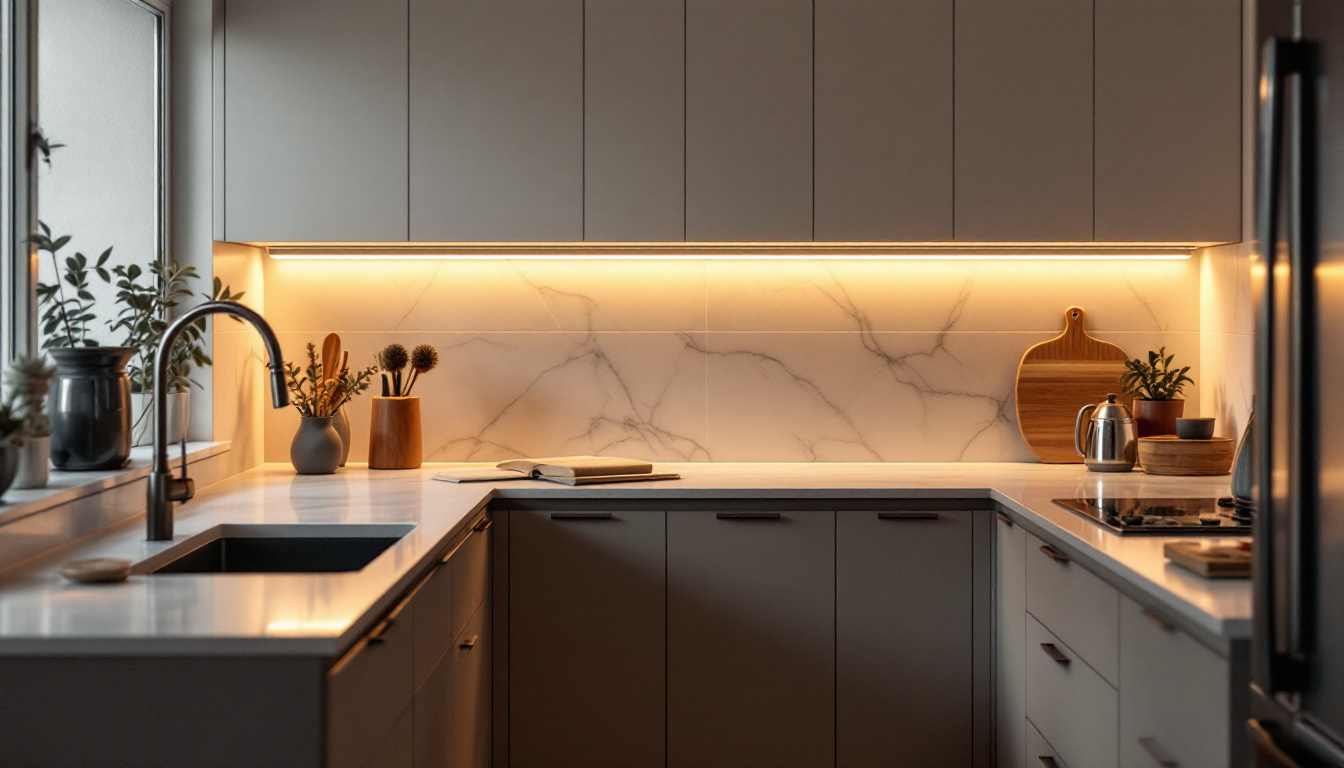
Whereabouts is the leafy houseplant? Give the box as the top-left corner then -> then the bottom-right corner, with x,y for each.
1119,347 -> 1194,437
113,258 -> 243,445
284,343 -> 377,475
1,355 -> 57,489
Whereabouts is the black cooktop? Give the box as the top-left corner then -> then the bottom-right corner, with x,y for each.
1051,497 -> 1253,536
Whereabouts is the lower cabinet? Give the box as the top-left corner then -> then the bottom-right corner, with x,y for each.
836,510 -> 974,767
995,513 -> 1028,768
508,509 -> 667,768
667,510 -> 836,768
329,517 -> 491,768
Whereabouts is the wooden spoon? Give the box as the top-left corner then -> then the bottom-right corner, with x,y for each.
321,333 -> 342,382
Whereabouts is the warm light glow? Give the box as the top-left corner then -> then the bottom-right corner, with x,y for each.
266,619 -> 349,635
262,242 -> 1197,262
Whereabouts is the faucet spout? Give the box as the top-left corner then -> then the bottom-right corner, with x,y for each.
147,301 -> 287,541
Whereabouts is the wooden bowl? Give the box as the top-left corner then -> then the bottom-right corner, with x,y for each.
1138,436 -> 1234,476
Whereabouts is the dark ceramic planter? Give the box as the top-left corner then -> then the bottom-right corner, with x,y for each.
48,347 -> 135,471
0,440 -> 18,501
1133,398 -> 1185,437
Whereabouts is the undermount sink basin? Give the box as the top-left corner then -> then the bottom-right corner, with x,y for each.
134,524 -> 416,575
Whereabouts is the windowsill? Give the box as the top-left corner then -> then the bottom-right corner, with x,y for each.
0,442 -> 231,528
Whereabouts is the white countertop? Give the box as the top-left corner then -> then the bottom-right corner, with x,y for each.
0,462 -> 1249,657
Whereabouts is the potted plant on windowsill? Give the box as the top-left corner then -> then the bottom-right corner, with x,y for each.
1118,347 -> 1194,437
1,354 -> 57,490
113,260 -> 243,447
34,222 -> 136,470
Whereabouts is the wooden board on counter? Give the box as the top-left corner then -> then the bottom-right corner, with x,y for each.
1016,307 -> 1130,464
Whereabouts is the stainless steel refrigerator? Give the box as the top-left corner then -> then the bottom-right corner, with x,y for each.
1251,0 -> 1344,765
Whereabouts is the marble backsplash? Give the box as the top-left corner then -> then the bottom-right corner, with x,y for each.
251,257 -> 1203,463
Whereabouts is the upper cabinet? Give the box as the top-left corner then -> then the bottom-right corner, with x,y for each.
1094,0 -> 1242,242
954,0 -> 1094,242
409,0 -> 583,242
220,0 -> 1243,245
584,0 -> 685,242
685,0 -> 813,242
223,0 -> 408,242
814,0 -> 954,241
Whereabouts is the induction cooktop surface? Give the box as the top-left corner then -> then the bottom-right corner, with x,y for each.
1051,497 -> 1252,535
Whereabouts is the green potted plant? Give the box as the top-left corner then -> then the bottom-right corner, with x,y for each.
284,343 -> 377,475
112,260 -> 242,447
1,354 -> 57,489
33,221 -> 135,470
1118,347 -> 1194,437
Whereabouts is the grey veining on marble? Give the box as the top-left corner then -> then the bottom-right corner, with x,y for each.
260,257 -> 1204,464
0,461 -> 1248,657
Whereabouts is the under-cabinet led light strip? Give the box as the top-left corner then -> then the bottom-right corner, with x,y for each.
262,243 -> 1198,261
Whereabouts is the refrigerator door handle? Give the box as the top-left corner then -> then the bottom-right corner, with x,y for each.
1255,35 -> 1314,696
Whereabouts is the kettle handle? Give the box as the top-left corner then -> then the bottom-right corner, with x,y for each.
1075,404 -> 1098,459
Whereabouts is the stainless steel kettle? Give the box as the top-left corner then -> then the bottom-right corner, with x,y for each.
1074,394 -> 1138,472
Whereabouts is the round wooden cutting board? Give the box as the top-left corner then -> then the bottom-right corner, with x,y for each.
1015,307 -> 1131,464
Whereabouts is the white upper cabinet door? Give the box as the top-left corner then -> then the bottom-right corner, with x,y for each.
1094,0 -> 1242,243
409,0 -> 583,242
954,0 -> 1093,241
814,0 -> 954,242
224,0 -> 409,242
585,0 -> 685,242
685,0 -> 813,242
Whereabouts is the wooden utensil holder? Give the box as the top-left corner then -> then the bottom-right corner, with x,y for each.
368,397 -> 422,470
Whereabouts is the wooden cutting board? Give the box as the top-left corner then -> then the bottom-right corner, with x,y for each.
1015,307 -> 1131,464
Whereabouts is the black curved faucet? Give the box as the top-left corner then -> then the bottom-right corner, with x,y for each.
147,301 -> 288,541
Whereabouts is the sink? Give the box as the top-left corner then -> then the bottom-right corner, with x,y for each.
134,524 -> 416,575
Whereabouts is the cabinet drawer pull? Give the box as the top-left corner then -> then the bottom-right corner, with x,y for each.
1040,643 -> 1070,664
877,512 -> 939,521
550,513 -> 613,520
1140,608 -> 1176,632
995,511 -> 1014,526
716,513 -> 781,520
1038,758 -> 1060,768
459,634 -> 479,650
1038,544 -> 1070,563
1138,737 -> 1179,767
474,518 -> 493,532
367,619 -> 395,644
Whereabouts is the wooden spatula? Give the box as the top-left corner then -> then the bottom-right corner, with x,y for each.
321,333 -> 342,382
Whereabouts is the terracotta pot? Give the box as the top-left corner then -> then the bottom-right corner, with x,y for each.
1133,399 -> 1185,437
368,397 -> 422,470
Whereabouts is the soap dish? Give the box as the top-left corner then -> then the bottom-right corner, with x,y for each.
60,558 -> 132,584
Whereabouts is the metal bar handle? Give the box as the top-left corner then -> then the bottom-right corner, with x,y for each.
1039,643 -> 1070,665
716,513 -> 781,520
995,511 -> 1013,526
459,634 -> 479,650
1038,758 -> 1060,768
550,513 -> 614,521
1139,608 -> 1176,633
877,512 -> 938,521
1038,544 -> 1069,563
1138,737 -> 1179,768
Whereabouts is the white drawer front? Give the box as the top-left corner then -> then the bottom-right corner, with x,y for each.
1119,596 -> 1231,768
1026,614 -> 1118,768
1026,532 -> 1120,684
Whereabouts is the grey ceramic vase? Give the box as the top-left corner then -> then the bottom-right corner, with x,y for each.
291,416 -> 342,475
0,440 -> 18,501
48,347 -> 135,471
333,408 -> 351,467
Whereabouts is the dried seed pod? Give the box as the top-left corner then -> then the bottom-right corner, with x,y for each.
379,343 -> 409,372
410,344 -> 438,374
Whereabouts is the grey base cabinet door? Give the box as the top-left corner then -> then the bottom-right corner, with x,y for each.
449,607 -> 490,768
223,0 -> 408,242
509,510 -> 666,768
667,510 -> 835,768
836,510 -> 974,767
994,515 -> 1028,768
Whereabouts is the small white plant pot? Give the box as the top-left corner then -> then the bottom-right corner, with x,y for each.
12,434 -> 51,490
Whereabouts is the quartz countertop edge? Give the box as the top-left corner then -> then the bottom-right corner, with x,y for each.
0,462 -> 1250,658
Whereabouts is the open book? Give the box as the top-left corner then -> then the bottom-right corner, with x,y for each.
434,456 -> 679,485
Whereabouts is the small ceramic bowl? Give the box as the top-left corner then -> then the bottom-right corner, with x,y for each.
1175,417 -> 1217,440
